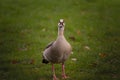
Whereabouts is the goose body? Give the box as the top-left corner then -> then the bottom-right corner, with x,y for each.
43,35 -> 72,63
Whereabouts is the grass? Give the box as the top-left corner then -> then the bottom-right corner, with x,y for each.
0,0 -> 120,80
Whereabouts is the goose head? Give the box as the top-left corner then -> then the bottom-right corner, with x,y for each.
58,19 -> 65,33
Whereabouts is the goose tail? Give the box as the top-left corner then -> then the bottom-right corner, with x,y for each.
42,56 -> 49,64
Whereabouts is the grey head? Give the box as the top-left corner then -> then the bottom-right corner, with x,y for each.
58,19 -> 65,35
58,19 -> 65,31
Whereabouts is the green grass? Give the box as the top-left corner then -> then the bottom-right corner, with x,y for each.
0,0 -> 120,80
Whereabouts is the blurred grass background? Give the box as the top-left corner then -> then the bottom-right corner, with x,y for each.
0,0 -> 120,80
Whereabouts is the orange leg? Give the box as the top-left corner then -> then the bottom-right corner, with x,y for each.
52,64 -> 57,80
62,63 -> 69,79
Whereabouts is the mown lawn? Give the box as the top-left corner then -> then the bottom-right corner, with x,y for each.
0,0 -> 120,80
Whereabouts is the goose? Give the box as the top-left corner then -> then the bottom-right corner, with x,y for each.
42,19 -> 72,80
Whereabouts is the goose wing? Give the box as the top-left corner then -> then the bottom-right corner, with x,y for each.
42,41 -> 54,64
44,41 -> 54,50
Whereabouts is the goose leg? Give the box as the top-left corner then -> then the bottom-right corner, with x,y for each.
62,63 -> 69,79
52,64 -> 57,80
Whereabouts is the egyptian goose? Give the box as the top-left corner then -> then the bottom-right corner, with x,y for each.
42,19 -> 72,80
